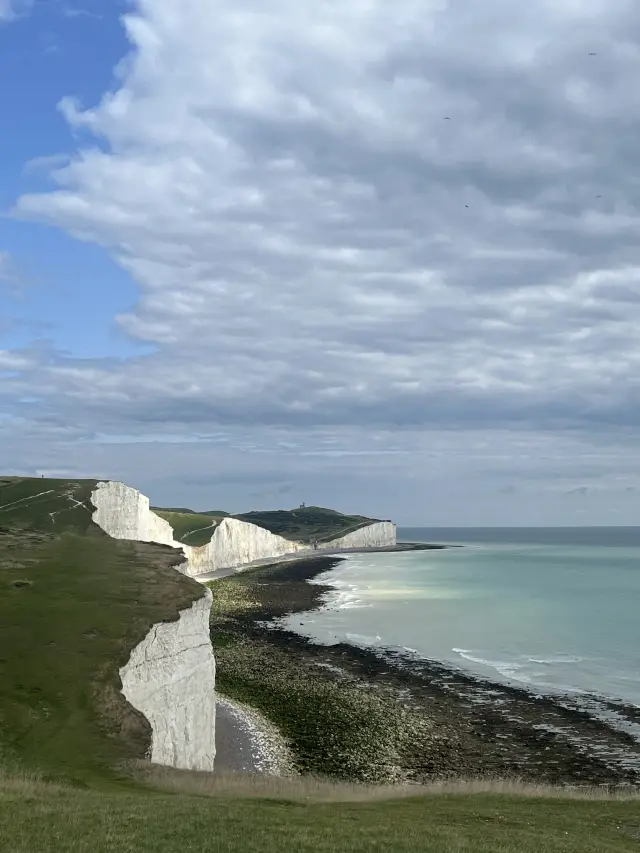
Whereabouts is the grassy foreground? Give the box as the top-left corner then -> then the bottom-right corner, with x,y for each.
1,771 -> 639,853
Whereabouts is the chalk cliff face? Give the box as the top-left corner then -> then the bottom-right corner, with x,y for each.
182,517 -> 307,578
320,521 -> 397,550
91,480 -> 306,578
92,480 -> 179,549
91,480 -> 215,772
119,588 -> 216,771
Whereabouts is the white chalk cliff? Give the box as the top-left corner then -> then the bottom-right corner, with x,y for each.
91,480 -> 216,772
320,521 -> 397,550
92,480 -> 180,549
182,516 -> 307,577
91,480 -> 307,578
119,588 -> 216,771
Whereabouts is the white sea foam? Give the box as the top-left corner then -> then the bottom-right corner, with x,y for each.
451,649 -> 590,693
345,632 -> 382,646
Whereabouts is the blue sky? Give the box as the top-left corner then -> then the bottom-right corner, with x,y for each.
0,0 -> 140,358
2,0 -> 640,524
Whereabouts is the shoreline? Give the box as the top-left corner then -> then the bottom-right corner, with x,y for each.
196,541 -> 455,582
208,556 -> 640,788
214,694 -> 296,776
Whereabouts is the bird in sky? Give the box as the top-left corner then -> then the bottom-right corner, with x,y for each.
465,204 -> 470,208
588,52 -> 597,55
443,116 -> 451,120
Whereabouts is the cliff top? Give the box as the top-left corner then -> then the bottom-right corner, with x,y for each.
151,508 -> 229,546
150,501 -> 386,545
233,505 -> 384,544
0,476 -> 205,784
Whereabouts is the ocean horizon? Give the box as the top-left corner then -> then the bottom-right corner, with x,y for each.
277,526 -> 640,710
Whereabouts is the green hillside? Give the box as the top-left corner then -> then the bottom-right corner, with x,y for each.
0,477 -> 204,785
0,476 -> 99,535
234,505 -> 381,544
150,507 -> 229,518
151,509 -> 226,546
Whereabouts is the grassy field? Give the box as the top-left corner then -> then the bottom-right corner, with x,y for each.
235,505 -> 380,543
151,507 -> 229,517
151,508 -> 226,546
1,771 -> 639,853
0,477 -> 206,784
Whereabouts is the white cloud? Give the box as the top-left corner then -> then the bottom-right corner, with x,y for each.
0,0 -> 32,21
7,0 -> 640,520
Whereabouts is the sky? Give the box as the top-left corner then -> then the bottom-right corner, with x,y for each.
2,0 -> 640,525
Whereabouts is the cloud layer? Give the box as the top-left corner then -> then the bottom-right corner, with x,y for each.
4,0 -> 640,521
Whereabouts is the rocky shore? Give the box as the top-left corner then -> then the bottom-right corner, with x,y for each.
208,557 -> 640,788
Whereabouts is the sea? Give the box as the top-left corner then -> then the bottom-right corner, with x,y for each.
277,527 -> 640,706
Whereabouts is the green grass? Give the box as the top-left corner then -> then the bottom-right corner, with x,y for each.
151,509 -> 225,546
235,505 -> 380,544
0,476 -> 99,535
150,507 -> 230,518
1,772 -> 639,852
0,477 -> 206,785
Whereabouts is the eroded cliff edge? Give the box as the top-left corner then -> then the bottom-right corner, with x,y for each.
119,588 -> 216,771
91,480 -> 216,772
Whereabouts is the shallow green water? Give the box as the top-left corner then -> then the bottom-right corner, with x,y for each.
280,528 -> 640,704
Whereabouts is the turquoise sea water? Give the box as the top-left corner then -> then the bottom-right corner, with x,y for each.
279,528 -> 640,704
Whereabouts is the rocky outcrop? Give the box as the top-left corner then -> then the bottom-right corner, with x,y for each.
320,521 -> 397,550
181,517 -> 307,578
119,588 -> 216,771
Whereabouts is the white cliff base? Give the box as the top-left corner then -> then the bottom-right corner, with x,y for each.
119,587 -> 216,771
